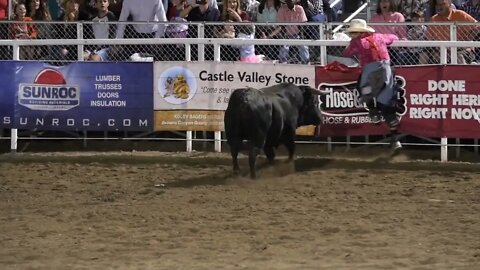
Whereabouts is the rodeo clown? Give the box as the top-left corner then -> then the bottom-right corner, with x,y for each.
342,18 -> 402,151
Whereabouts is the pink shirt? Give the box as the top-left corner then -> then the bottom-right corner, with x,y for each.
370,12 -> 407,39
343,33 -> 399,67
276,5 -> 307,36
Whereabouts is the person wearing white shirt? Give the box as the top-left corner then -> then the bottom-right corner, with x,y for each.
116,0 -> 168,39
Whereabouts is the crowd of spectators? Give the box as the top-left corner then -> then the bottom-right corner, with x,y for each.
0,0 -> 478,65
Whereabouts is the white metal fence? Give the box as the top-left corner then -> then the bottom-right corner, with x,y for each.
1,21 -> 480,161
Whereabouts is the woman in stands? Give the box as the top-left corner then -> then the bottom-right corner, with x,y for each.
10,2 -> 37,59
369,0 -> 408,65
256,0 -> 281,61
343,19 -> 402,151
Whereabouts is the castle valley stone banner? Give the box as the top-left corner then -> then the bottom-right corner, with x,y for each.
153,62 -> 315,133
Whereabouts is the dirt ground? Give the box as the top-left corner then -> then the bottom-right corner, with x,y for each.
0,151 -> 479,270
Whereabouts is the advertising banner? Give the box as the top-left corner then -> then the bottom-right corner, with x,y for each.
153,62 -> 316,132
315,65 -> 407,136
396,65 -> 480,138
315,65 -> 480,139
0,61 -> 16,129
7,61 -> 153,131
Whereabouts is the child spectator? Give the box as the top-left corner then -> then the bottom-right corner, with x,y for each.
10,2 -> 37,59
405,10 -> 427,64
235,22 -> 263,63
84,0 -> 117,61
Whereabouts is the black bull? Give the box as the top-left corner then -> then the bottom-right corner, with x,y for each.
224,82 -> 323,179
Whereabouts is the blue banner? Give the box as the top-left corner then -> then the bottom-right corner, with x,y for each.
0,62 -> 16,129
1,61 -> 153,131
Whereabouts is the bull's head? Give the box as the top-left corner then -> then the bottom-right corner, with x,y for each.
298,85 -> 324,127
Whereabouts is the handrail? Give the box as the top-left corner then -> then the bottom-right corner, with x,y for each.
332,1 -> 369,33
330,0 -> 342,8
1,37 -> 479,48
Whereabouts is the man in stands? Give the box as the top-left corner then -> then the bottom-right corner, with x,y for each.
115,0 -> 168,60
421,0 -> 478,64
186,0 -> 221,60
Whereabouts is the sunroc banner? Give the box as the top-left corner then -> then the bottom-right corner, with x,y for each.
153,62 -> 315,111
315,65 -> 407,136
9,61 -> 153,131
0,61 -> 16,129
153,62 -> 316,133
396,65 -> 480,138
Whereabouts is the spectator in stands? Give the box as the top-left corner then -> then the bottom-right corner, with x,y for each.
167,0 -> 191,20
370,0 -> 407,65
424,0 -> 456,19
460,0 -> 480,20
268,0 -> 309,64
28,0 -> 53,59
10,2 -> 37,59
405,10 -> 427,64
0,0 -> 9,20
115,0 -> 167,60
108,0 -> 122,18
395,0 -> 429,21
236,21 -> 264,62
47,0 -> 62,19
255,0 -> 280,60
0,0 -> 14,60
370,0 -> 407,38
421,0 -> 478,63
241,0 -> 259,21
220,0 -> 249,21
186,0 -> 221,60
216,0 -> 248,61
84,0 -> 117,61
343,19 -> 402,150
54,0 -> 88,61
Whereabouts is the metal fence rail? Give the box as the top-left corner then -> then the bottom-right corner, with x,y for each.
1,26 -> 480,161
1,21 -> 479,65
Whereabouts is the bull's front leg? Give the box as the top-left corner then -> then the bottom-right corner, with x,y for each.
283,129 -> 296,163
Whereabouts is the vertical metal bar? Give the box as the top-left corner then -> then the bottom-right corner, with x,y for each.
198,23 -> 205,61
186,131 -> 193,152
10,43 -> 20,153
440,46 -> 448,162
441,137 -> 448,162
450,24 -> 457,64
77,22 -> 84,61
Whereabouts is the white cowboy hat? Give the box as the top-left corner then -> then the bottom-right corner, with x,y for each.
345,19 -> 375,33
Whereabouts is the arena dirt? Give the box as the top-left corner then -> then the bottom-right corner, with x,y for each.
0,151 -> 479,270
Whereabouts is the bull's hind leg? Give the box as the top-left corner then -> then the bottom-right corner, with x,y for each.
264,143 -> 276,165
283,129 -> 296,162
249,146 -> 262,179
229,141 -> 241,175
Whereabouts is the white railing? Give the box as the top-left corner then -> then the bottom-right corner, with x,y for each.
2,35 -> 480,161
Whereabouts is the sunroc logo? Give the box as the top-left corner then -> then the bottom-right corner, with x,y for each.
317,76 -> 407,118
18,69 -> 80,111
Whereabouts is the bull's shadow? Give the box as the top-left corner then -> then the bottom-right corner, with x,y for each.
165,155 -> 335,189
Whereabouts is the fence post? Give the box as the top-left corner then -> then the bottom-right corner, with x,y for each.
77,22 -> 84,61
440,46 -> 448,162
10,43 -> 20,153
185,41 -> 193,152
213,43 -> 222,152
198,23 -> 205,61
450,23 -> 457,64
319,24 -> 327,66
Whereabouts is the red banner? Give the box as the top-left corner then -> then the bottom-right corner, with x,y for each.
315,65 -> 480,138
